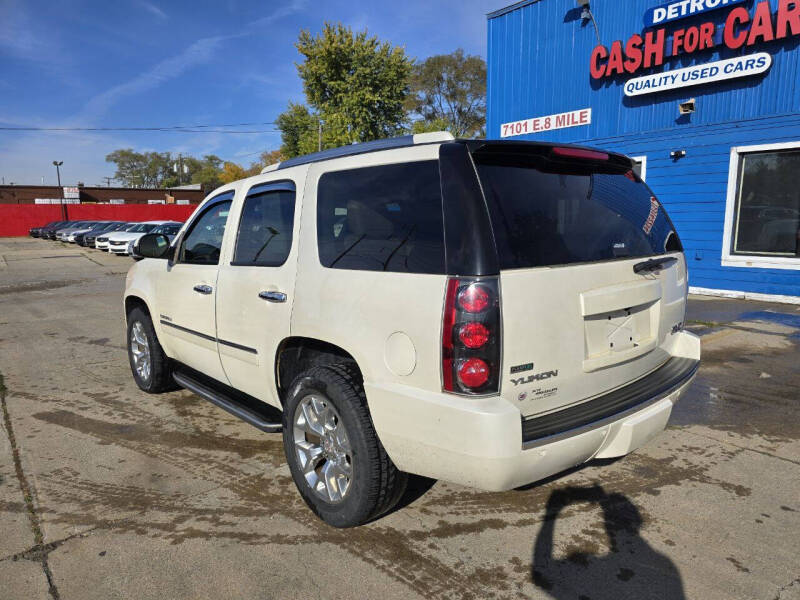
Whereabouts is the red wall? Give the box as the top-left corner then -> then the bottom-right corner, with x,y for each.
0,204 -> 199,237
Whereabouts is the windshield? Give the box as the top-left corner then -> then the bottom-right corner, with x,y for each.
153,224 -> 180,235
473,150 -> 681,269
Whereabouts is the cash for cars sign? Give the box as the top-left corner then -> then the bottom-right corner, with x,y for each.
590,0 -> 800,94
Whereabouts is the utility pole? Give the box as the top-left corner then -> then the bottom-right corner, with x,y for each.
102,176 -> 114,187
318,120 -> 323,152
53,161 -> 66,220
173,154 -> 188,185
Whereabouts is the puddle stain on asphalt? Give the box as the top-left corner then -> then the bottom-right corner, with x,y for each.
0,279 -> 88,295
671,336 -> 800,443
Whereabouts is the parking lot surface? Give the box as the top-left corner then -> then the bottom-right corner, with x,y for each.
1,237 -> 798,600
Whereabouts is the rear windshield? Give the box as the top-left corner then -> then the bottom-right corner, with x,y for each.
474,154 -> 681,270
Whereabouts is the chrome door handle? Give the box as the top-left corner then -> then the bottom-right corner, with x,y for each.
193,284 -> 213,295
258,291 -> 287,303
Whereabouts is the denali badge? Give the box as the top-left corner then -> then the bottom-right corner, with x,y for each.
511,370 -> 559,386
510,362 -> 534,374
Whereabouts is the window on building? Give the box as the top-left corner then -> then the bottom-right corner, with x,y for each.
233,186 -> 296,267
732,149 -> 800,259
631,156 -> 647,181
317,161 -> 446,274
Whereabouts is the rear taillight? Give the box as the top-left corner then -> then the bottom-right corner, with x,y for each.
442,277 -> 501,395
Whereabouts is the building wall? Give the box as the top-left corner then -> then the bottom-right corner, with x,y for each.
0,185 -> 204,205
487,0 -> 800,298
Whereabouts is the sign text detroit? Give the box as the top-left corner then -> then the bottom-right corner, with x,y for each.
591,0 -> 800,80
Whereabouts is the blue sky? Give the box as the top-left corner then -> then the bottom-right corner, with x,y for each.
0,0 -> 507,186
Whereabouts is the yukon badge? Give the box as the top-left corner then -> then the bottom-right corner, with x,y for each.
511,370 -> 559,386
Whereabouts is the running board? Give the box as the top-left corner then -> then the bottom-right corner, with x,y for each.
173,371 -> 282,433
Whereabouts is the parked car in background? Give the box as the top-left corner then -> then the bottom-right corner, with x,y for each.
30,221 -> 65,238
96,223 -> 139,251
56,221 -> 97,242
129,222 -> 182,259
77,221 -> 127,247
67,221 -> 111,243
107,221 -> 170,255
43,221 -> 79,240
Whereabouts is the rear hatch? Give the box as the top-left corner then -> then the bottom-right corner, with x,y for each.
470,143 -> 687,418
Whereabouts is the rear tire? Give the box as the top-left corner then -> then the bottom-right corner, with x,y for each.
282,364 -> 407,527
126,306 -> 174,393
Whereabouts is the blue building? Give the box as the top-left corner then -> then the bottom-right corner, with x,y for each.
487,0 -> 800,302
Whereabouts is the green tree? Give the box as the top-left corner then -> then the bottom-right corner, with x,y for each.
105,149 -> 172,188
276,23 -> 412,157
408,49 -> 486,137
275,102 -> 319,158
190,155 -> 225,192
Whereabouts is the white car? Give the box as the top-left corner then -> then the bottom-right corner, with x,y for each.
107,221 -> 172,255
125,132 -> 700,527
96,223 -> 138,250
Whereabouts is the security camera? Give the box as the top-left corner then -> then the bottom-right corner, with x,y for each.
679,99 -> 696,115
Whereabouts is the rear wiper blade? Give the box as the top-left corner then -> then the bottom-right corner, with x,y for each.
633,256 -> 677,274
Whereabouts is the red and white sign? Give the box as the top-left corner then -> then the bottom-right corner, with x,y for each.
643,197 -> 660,235
500,108 -> 591,138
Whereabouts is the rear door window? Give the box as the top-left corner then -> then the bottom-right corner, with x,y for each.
474,151 -> 680,269
317,161 -> 445,274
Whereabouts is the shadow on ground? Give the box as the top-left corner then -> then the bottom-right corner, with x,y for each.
532,485 -> 686,600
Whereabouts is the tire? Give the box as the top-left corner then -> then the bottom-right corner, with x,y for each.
282,364 -> 407,528
126,306 -> 174,393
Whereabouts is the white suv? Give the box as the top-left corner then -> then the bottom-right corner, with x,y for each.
124,132 -> 700,527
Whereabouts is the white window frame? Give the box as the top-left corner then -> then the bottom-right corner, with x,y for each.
721,141 -> 800,271
630,155 -> 647,181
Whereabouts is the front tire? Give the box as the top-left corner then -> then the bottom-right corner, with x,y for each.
282,364 -> 407,527
126,306 -> 174,393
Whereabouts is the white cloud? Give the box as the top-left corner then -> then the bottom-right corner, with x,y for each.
138,1 -> 168,21
73,0 -> 307,123
74,34 -> 232,123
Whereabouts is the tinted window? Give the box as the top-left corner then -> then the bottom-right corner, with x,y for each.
160,224 -> 181,235
180,201 -> 232,265
732,150 -> 800,257
317,161 -> 445,274
474,155 -> 680,269
234,187 -> 295,266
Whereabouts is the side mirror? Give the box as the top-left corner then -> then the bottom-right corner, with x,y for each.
136,233 -> 172,259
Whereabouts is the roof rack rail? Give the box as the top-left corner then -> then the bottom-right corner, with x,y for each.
261,131 -> 455,173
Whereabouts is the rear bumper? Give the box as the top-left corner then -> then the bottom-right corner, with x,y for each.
367,331 -> 700,491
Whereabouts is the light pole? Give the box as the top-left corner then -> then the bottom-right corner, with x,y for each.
53,161 -> 65,220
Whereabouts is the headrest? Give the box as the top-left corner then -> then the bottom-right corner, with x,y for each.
346,200 -> 394,238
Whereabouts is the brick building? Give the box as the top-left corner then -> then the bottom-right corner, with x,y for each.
0,184 -> 204,205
